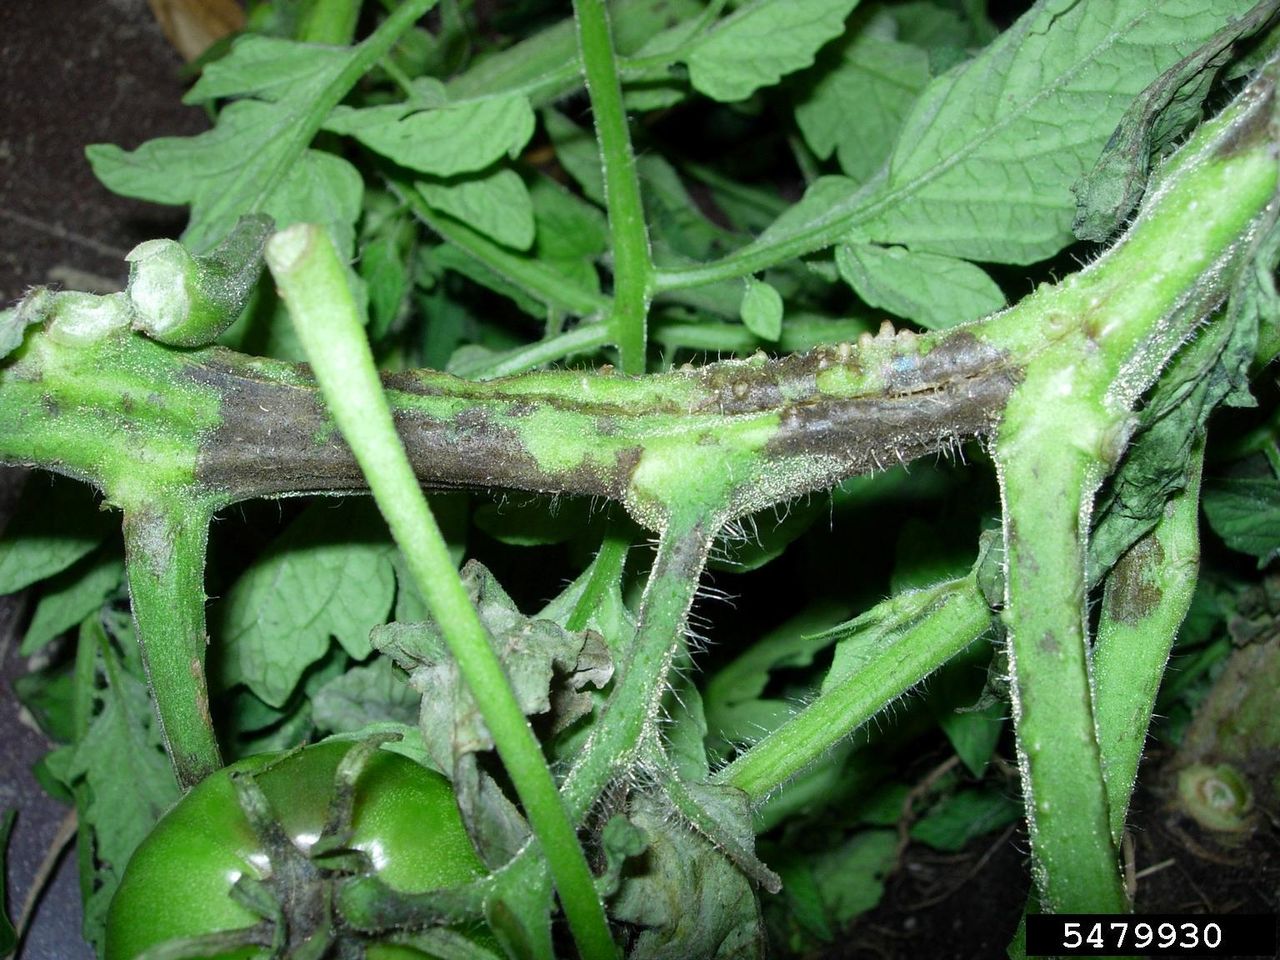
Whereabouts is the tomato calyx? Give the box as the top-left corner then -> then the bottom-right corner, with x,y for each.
129,737 -> 492,960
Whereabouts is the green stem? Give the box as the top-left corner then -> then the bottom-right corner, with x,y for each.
445,0 -> 691,107
565,530 -> 630,633
298,0 -> 364,44
987,60 -> 1280,914
997,418 -> 1128,914
573,0 -> 654,374
396,179 -> 610,318
618,0 -> 728,69
653,245 -> 793,294
714,575 -> 992,803
449,323 -> 613,380
1093,445 -> 1203,844
559,511 -> 715,818
122,497 -> 222,788
265,224 -> 617,960
380,55 -> 426,105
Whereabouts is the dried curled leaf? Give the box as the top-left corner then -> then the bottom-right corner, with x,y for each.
372,560 -> 613,864
611,794 -> 765,960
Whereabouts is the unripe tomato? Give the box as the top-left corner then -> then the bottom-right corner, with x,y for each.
105,740 -> 487,959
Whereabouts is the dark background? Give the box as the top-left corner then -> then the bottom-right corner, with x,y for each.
1,2 -> 205,957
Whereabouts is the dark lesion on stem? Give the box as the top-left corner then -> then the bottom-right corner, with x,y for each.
193,330 -> 1019,514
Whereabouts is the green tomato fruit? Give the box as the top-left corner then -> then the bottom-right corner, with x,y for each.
105,740 -> 488,959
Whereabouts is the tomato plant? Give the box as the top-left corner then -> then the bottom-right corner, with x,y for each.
105,739 -> 488,960
3,0 -> 1279,958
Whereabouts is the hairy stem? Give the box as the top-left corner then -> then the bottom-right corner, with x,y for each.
997,417 -> 1128,914
574,0 -> 654,373
122,498 -> 222,788
565,529 -> 631,633
990,59 -> 1279,914
714,574 -> 993,803
559,511 -> 716,817
265,224 -> 617,960
1093,445 -> 1203,844
343,515 -> 716,935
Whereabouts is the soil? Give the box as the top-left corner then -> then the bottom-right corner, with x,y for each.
834,744 -> 1279,959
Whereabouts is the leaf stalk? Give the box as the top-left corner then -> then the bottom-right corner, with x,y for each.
265,223 -> 618,960
573,0 -> 655,374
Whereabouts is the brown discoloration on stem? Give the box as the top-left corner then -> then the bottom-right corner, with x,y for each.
1104,535 -> 1166,625
1216,78 -> 1276,160
190,338 -> 1019,509
195,359 -> 631,502
765,365 -> 1016,473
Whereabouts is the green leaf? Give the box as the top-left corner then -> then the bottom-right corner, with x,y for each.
809,829 -> 897,924
640,155 -> 741,266
753,175 -> 860,252
772,860 -> 833,942
1203,477 -> 1280,564
402,176 -> 608,319
0,477 -> 114,596
214,502 -> 396,707
686,0 -> 862,103
736,0 -> 1257,270
261,149 -> 364,257
220,687 -> 316,760
861,0 -> 1255,261
417,168 -> 535,251
311,657 -> 420,733
184,35 -> 348,104
15,665 -> 76,743
0,810 -> 15,957
21,549 -> 124,656
794,32 -> 930,183
836,242 -> 1004,329
740,277 -> 784,340
359,228 -> 410,340
820,579 -> 965,694
910,787 -> 1021,851
58,620 -> 181,951
939,704 -> 1005,777
890,1 -> 984,57
87,31 -> 373,253
543,108 -> 605,205
527,174 -> 610,263
324,94 -> 536,177
1072,0 -> 1280,241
